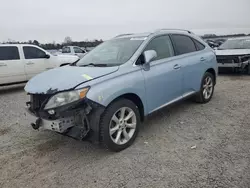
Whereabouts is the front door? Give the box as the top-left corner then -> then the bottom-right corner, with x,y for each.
23,46 -> 52,79
0,46 -> 26,85
142,35 -> 183,113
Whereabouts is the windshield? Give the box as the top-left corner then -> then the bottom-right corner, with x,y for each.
76,37 -> 145,67
218,38 -> 250,50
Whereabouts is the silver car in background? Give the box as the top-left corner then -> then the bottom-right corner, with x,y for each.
215,37 -> 250,74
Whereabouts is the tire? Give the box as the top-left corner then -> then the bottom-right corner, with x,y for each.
100,99 -> 140,152
247,65 -> 250,75
194,72 -> 215,103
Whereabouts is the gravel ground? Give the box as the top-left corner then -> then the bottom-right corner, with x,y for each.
0,76 -> 250,188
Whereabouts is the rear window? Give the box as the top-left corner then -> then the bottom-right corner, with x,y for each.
0,46 -> 20,60
171,34 -> 197,55
193,39 -> 205,51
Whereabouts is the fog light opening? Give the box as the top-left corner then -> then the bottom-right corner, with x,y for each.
48,110 -> 55,115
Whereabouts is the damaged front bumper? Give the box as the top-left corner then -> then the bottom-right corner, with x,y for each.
216,55 -> 250,72
25,96 -> 105,143
217,60 -> 249,68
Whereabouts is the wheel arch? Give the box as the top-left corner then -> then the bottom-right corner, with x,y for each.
206,68 -> 216,84
107,93 -> 145,122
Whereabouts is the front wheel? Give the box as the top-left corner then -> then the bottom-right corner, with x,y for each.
99,99 -> 140,152
194,72 -> 215,103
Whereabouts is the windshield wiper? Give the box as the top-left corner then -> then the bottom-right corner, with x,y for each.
70,59 -> 80,66
81,63 -> 108,67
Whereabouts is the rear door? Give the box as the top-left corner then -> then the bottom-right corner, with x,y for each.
170,34 -> 206,95
0,46 -> 26,85
23,46 -> 52,79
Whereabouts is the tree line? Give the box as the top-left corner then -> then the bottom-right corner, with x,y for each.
2,33 -> 250,50
201,33 -> 250,39
2,36 -> 103,50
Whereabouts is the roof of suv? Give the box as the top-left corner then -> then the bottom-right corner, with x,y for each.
115,29 -> 194,39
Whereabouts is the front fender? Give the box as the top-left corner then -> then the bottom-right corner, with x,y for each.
85,68 -> 148,116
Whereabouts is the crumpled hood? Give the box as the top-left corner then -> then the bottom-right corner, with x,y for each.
216,49 -> 250,56
25,65 -> 119,94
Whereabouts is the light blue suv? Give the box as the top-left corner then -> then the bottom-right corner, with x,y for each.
25,29 -> 218,151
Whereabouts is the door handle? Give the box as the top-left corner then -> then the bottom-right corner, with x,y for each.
0,63 -> 7,67
200,57 -> 206,61
173,64 -> 181,69
26,62 -> 34,65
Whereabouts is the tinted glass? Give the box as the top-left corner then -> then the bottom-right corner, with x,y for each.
74,47 -> 84,53
77,37 -> 144,67
23,46 -> 46,59
144,35 -> 174,61
172,35 -> 196,55
62,47 -> 70,53
0,46 -> 20,60
218,38 -> 250,50
193,39 -> 205,51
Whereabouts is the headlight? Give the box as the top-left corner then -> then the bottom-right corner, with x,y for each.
44,87 -> 89,110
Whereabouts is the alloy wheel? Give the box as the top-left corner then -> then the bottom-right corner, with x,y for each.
109,107 -> 137,145
202,76 -> 213,100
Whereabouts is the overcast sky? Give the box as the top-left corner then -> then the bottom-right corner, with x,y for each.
0,0 -> 249,43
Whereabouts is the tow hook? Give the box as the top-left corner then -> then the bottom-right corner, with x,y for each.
31,118 -> 42,130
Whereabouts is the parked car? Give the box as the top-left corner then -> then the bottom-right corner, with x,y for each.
62,46 -> 87,58
214,39 -> 227,46
25,29 -> 218,151
215,37 -> 250,74
0,44 -> 79,86
205,39 -> 220,49
85,47 -> 95,52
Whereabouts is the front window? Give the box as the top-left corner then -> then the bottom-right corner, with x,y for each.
23,46 -> 46,59
144,35 -> 174,61
74,47 -> 84,53
218,38 -> 250,50
76,37 -> 144,67
62,47 -> 70,53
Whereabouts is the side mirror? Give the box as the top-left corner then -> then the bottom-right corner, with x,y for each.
143,50 -> 157,64
45,54 -> 50,59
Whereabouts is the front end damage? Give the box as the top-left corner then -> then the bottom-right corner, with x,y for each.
216,54 -> 250,74
25,93 -> 105,143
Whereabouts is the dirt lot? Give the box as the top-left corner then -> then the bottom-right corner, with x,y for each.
0,76 -> 250,188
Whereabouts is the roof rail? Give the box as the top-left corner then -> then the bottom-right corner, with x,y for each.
115,33 -> 134,38
155,29 -> 193,34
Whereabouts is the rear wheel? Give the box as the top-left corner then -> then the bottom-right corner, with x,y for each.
194,72 -> 215,103
100,99 -> 140,151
